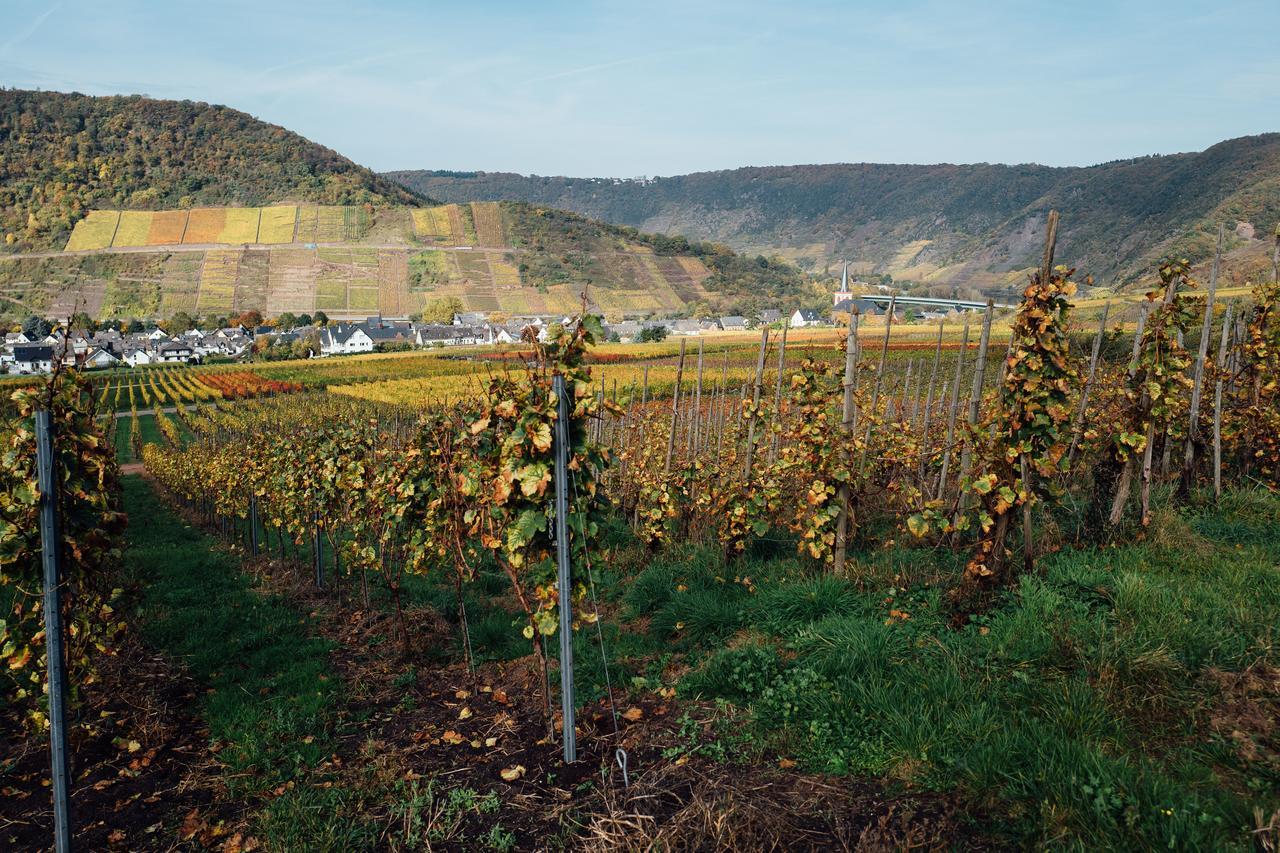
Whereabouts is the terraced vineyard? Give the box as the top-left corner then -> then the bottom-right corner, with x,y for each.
16,203 -> 717,321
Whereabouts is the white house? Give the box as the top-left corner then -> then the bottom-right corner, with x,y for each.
790,308 -> 825,328
319,324 -> 375,356
12,344 -> 55,374
83,347 -> 121,369
124,349 -> 157,367
158,342 -> 196,363
147,328 -> 169,342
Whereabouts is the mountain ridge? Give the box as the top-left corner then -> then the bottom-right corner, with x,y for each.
388,133 -> 1280,291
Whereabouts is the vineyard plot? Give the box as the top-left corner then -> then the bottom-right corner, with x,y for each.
159,253 -> 203,315
196,249 -> 242,315
112,211 -> 154,247
258,205 -> 299,243
64,210 -> 120,251
266,248 -> 318,315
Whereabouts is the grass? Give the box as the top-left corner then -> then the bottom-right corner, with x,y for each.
617,494 -> 1280,849
120,476 -> 376,849
115,437 -> 1278,848
123,477 -> 339,794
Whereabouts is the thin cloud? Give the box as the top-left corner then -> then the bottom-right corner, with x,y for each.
1,4 -> 60,57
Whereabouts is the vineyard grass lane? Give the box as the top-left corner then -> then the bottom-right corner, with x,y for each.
121,477 -> 340,799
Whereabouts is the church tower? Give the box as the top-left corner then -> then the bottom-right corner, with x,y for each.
833,261 -> 852,307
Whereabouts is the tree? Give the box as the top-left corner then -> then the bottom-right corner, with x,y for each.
68,311 -> 96,334
165,312 -> 195,333
124,318 -> 144,334
296,313 -> 313,327
235,309 -> 263,329
313,311 -> 329,327
637,325 -> 668,343
21,315 -> 52,339
422,296 -> 464,325
276,312 -> 298,329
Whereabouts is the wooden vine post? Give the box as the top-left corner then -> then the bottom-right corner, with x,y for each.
1107,262 -> 1186,529
1179,223 -> 1223,496
742,328 -> 770,481
957,300 -> 995,515
663,338 -> 686,476
1212,302 -> 1235,500
1065,301 -> 1110,471
1023,210 -> 1059,567
832,312 -> 860,574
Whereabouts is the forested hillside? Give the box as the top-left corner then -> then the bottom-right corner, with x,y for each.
391,134 -> 1280,288
0,90 -> 426,252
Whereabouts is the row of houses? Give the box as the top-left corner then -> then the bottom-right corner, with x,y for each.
4,302 -> 859,374
313,310 -> 835,357
3,326 -> 254,375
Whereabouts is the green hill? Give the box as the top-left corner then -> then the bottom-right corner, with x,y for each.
0,89 -> 426,253
389,134 -> 1280,290
0,91 -> 806,321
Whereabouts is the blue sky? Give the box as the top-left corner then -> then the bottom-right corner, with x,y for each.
3,0 -> 1277,176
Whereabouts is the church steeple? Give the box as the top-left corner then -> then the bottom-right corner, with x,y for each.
837,261 -> 850,294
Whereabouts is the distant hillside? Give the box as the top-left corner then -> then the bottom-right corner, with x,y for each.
0,89 -> 426,252
389,134 -> 1280,290
0,201 -> 806,323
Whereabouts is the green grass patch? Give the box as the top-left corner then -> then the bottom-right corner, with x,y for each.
122,477 -> 338,797
629,493 -> 1280,849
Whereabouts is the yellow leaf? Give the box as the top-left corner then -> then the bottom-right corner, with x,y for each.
622,707 -> 643,722
500,765 -> 526,781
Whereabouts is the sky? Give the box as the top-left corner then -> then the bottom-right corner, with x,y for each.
2,0 -> 1278,176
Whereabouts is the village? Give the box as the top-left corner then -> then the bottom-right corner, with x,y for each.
2,268 -> 991,375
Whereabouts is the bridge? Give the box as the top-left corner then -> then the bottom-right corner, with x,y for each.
853,293 -> 1018,311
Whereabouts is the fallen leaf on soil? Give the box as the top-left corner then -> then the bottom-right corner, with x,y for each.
457,707 -> 473,720
455,690 -> 470,699
442,730 -> 465,745
778,758 -> 797,769
484,736 -> 498,747
500,765 -> 526,781
180,809 -> 204,841
622,707 -> 643,722
108,829 -> 126,843
493,690 -> 508,704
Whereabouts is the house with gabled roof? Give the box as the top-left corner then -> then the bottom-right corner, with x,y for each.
83,347 -> 121,369
319,323 -> 375,356
789,308 -> 826,328
12,344 -> 55,374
